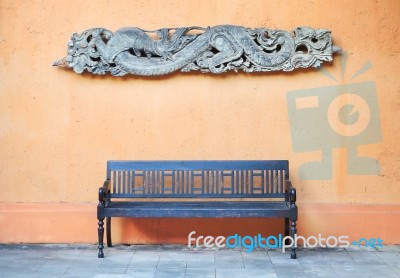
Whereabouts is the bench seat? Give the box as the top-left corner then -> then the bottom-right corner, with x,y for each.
103,201 -> 294,218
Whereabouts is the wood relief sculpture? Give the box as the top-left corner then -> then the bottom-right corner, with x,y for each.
53,25 -> 341,76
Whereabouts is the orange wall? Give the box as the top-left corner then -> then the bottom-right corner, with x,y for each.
0,0 -> 399,244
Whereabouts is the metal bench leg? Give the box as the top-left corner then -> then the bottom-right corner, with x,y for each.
97,200 -> 105,258
290,218 -> 297,259
289,188 -> 298,259
106,217 -> 112,247
98,218 -> 105,258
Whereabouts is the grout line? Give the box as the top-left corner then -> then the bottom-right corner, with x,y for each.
155,251 -> 161,269
125,249 -> 136,270
60,266 -> 69,277
240,250 -> 245,269
184,261 -> 187,277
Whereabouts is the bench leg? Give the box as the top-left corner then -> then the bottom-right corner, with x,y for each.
289,188 -> 298,259
106,217 -> 112,247
290,218 -> 297,259
97,200 -> 105,258
97,186 -> 106,258
98,218 -> 105,258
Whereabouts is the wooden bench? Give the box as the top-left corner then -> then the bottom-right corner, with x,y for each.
97,160 -> 298,258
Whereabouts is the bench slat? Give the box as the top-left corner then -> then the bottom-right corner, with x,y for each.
107,161 -> 290,198
109,193 -> 286,198
110,170 -> 286,197
107,160 -> 289,173
103,201 -> 293,218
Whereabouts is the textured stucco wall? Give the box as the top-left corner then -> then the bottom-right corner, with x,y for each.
0,0 -> 399,243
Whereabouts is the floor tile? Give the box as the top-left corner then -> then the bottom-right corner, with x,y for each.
154,268 -> 186,278
374,251 -> 400,264
125,267 -> 157,276
301,265 -> 338,278
331,264 -> 399,277
347,251 -> 384,264
185,268 -> 216,278
217,268 -> 277,278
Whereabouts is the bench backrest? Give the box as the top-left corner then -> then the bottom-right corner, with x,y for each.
106,160 -> 289,198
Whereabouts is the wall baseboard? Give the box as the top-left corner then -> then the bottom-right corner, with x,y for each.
0,203 -> 399,244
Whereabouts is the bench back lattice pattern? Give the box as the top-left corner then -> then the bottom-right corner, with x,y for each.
107,160 -> 289,198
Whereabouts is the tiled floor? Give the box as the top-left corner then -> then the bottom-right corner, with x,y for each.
0,244 -> 399,277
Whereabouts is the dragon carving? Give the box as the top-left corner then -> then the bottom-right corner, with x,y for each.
53,25 -> 341,76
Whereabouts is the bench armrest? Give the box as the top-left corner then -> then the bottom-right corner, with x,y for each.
98,179 -> 111,204
285,180 -> 296,205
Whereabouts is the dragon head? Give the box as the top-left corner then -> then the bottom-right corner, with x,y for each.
53,28 -> 112,74
292,27 -> 341,68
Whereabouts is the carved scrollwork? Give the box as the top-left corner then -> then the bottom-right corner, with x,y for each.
54,25 -> 341,76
